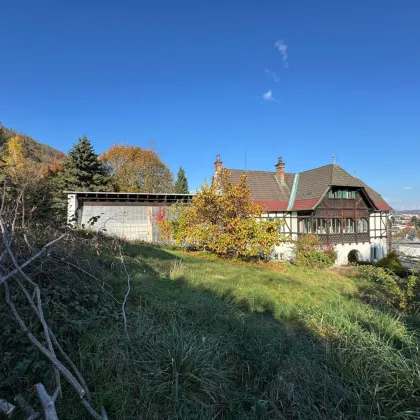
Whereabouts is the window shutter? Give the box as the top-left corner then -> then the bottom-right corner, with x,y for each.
338,190 -> 342,198
329,190 -> 333,198
351,191 -> 356,199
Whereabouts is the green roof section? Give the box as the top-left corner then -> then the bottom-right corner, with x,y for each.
287,173 -> 300,210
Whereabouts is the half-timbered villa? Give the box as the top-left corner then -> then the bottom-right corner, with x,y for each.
214,155 -> 392,264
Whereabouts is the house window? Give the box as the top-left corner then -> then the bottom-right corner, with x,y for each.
329,218 -> 341,234
345,218 -> 355,233
313,218 -> 327,234
299,219 -> 312,233
357,218 -> 368,233
329,189 -> 356,199
371,246 -> 377,260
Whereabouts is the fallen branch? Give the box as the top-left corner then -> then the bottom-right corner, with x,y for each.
0,398 -> 16,417
35,384 -> 58,420
0,231 -> 66,286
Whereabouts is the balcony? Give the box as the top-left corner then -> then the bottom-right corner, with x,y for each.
299,232 -> 370,245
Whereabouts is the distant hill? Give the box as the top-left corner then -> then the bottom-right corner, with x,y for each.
0,125 -> 65,164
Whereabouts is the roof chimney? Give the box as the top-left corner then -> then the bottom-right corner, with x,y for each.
275,157 -> 285,184
214,154 -> 223,172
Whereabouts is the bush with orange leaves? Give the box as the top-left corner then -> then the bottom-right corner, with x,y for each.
159,169 -> 282,260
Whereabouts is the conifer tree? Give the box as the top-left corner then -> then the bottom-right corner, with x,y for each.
60,136 -> 109,191
174,166 -> 189,194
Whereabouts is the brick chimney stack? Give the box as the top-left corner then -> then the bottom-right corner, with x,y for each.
214,154 -> 223,172
275,157 -> 285,184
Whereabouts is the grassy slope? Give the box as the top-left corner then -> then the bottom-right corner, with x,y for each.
67,244 -> 420,419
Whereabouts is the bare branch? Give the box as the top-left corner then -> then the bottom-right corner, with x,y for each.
52,256 -> 120,304
14,277 -> 63,398
0,398 -> 16,417
0,230 -> 66,286
1,220 -> 63,396
80,399 -> 108,420
4,283 -> 107,419
4,282 -> 86,398
47,327 -> 92,402
35,383 -> 58,420
1,198 -> 110,419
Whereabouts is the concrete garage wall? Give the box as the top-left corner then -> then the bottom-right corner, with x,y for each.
79,202 -> 164,242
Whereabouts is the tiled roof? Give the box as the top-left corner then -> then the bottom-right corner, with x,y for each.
229,169 -> 294,202
226,164 -> 392,211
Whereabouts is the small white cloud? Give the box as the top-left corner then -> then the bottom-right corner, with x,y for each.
274,40 -> 288,68
264,68 -> 279,82
262,90 -> 274,101
404,187 -> 413,190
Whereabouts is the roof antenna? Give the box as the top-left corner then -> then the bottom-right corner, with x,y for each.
332,155 -> 336,165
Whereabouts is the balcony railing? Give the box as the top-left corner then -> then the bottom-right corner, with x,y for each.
299,232 -> 370,244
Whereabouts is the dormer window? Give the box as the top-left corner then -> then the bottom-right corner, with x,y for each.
328,189 -> 356,199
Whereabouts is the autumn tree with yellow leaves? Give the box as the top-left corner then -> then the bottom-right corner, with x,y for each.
1,135 -> 56,223
2,135 -> 47,186
100,144 -> 174,193
159,169 -> 282,260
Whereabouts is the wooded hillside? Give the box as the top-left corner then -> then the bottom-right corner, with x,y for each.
0,124 -> 65,163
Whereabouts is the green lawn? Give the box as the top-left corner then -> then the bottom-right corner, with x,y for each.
67,244 -> 420,419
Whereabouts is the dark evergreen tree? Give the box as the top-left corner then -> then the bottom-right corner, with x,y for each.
60,136 -> 109,191
174,166 -> 189,194
50,136 -> 109,222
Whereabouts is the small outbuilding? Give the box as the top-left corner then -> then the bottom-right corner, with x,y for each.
66,191 -> 193,242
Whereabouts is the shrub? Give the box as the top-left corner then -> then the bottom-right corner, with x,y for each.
357,265 -> 420,311
295,235 -> 337,269
376,251 -> 408,277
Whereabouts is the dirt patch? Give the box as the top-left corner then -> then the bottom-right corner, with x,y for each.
330,265 -> 358,277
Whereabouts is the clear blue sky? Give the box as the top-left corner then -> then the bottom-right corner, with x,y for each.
1,0 -> 419,209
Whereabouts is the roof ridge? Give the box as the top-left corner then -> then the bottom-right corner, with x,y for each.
228,168 -> 296,175
331,163 -> 337,184
333,164 -> 364,186
298,163 -> 334,175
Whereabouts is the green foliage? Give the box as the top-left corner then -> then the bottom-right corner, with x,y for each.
174,166 -> 189,194
160,169 -> 282,260
295,234 -> 337,268
407,230 -> 416,241
49,136 -> 109,219
58,136 -> 109,191
357,265 -> 420,311
377,250 -> 407,276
